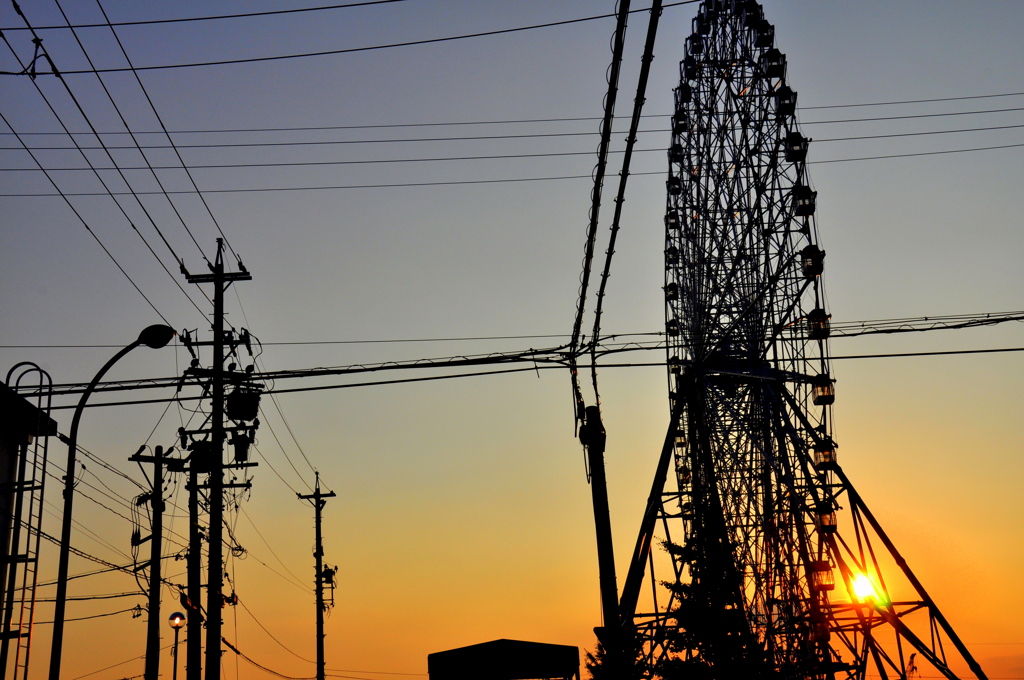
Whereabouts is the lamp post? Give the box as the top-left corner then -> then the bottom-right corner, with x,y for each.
169,611 -> 186,680
48,325 -> 176,680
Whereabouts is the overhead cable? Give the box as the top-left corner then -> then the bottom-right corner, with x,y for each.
5,94 -> 1024,138
94,0 -> 241,264
590,0 -> 663,406
7,107 -> 1024,152
0,2 -> 700,75
0,0 -> 407,31
569,0 -> 633,421
0,110 -> 170,324
33,345 -> 1024,411
9,139 -> 1024,198
52,0 -> 210,263
8,120 -> 1024,172
0,25 -> 205,318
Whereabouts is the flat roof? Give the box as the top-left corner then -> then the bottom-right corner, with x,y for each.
428,639 -> 579,680
0,381 -> 58,445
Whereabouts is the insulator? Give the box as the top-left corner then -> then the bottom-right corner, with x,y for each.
807,308 -> 830,340
775,85 -> 797,117
800,244 -> 824,278
791,184 -> 817,216
759,48 -> 786,79
784,131 -> 809,162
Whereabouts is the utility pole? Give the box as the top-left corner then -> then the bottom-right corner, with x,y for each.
578,405 -> 621,670
181,240 -> 255,680
185,442 -> 202,680
298,474 -> 335,680
129,445 -> 167,680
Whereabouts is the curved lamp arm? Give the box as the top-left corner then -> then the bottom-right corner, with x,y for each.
49,325 -> 174,680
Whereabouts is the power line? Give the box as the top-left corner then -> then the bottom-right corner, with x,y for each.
801,105 -> 1024,126
0,110 -> 170,323
35,590 -> 143,602
4,120 -> 1024,174
5,95 -> 1024,138
799,90 -> 1024,110
21,312 -> 1023,398
256,404 -> 314,492
0,147 -> 659,171
10,136 -> 1024,198
238,506 -> 309,589
811,141 -> 1024,165
0,2 -> 700,75
0,26 -> 206,319
33,605 -> 141,624
8,105 -> 1024,151
0,0 -> 407,31
237,596 -> 316,665
94,0 -> 241,264
52,0 -> 210,264
1,332 -> 575,348
221,637 -> 315,680
33,344 -> 1024,411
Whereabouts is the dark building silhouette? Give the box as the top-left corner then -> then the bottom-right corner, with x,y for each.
428,639 -> 579,680
0,378 -> 57,672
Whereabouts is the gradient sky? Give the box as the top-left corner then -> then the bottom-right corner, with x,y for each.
1,1 -> 1023,678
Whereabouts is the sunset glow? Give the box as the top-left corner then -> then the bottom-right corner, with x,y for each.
852,574 -> 883,603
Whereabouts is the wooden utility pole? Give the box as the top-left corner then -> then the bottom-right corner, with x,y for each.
182,239 -> 254,680
129,445 -> 167,680
298,474 -> 335,680
186,445 -> 202,680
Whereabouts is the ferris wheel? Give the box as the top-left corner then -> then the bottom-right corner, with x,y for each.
608,2 -> 991,678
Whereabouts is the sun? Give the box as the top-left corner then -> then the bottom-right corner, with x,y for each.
852,573 -> 886,603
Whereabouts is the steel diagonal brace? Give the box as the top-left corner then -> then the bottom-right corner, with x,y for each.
618,391 -> 684,624
779,388 -> 988,680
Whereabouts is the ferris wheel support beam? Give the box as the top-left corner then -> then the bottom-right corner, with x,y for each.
780,387 -> 988,680
618,397 -> 683,625
833,469 -> 988,680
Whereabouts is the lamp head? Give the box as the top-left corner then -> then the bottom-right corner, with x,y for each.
138,325 -> 176,349
168,611 -> 186,629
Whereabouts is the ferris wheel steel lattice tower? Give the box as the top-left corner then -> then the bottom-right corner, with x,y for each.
613,2 -> 990,679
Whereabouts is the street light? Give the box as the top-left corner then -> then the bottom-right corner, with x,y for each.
168,611 -> 186,680
48,325 -> 176,680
